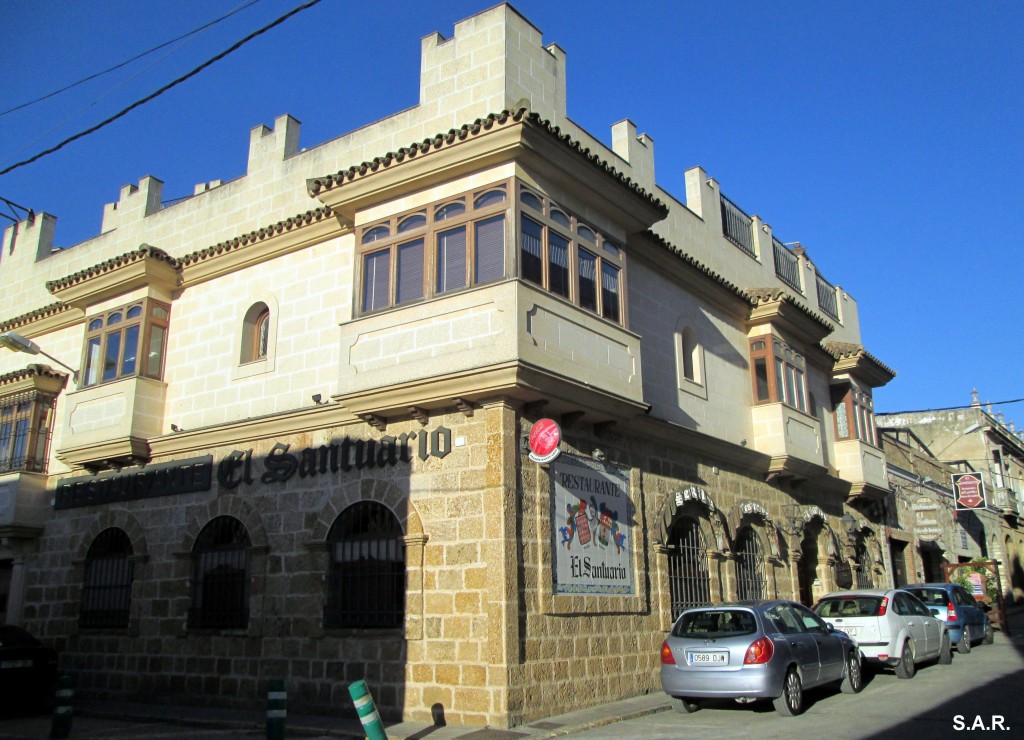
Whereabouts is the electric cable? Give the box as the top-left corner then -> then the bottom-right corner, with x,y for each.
0,0 -> 265,118
0,0 -> 323,178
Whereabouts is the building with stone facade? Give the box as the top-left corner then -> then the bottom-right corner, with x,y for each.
1,4 -> 898,728
878,392 -> 1024,605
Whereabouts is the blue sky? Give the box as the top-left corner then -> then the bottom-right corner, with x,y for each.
1,0 -> 1021,420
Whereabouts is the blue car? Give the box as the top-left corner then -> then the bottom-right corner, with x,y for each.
904,583 -> 993,653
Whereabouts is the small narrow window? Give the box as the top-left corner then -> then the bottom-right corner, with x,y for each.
241,303 -> 271,364
362,250 -> 391,313
600,263 -> 620,322
548,232 -> 570,298
521,217 -> 544,286
577,249 -> 598,311
396,239 -> 425,305
474,215 -> 505,284
436,226 -> 467,294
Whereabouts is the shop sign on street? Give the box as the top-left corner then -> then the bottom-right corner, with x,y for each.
952,472 -> 987,510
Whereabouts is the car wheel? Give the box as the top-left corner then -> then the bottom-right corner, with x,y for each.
669,696 -> 700,714
957,626 -> 972,654
894,641 -> 916,679
938,632 -> 952,665
841,650 -> 863,693
773,667 -> 804,716
984,622 -> 995,645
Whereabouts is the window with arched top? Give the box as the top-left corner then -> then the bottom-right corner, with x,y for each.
324,501 -> 405,629
240,303 -> 271,364
189,516 -> 251,630
666,515 -> 710,618
79,527 -> 134,629
734,526 -> 767,600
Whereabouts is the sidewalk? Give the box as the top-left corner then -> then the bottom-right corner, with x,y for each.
71,690 -> 671,739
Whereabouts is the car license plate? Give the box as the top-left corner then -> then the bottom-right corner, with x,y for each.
687,651 -> 728,666
843,627 -> 858,636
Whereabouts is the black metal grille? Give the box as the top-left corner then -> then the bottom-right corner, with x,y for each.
856,542 -> 874,589
735,527 -> 766,601
324,501 -> 405,629
80,528 -> 133,628
720,193 -> 755,256
667,516 -> 710,619
188,516 -> 251,630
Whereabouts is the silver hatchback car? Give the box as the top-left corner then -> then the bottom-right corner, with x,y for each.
660,600 -> 862,716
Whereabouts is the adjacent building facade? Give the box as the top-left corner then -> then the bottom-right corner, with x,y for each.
2,5 -> 903,727
878,392 -> 1024,605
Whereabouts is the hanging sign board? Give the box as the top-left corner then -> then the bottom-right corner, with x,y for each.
952,472 -> 986,511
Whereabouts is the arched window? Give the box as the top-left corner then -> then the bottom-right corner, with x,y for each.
324,501 -> 405,629
666,515 -> 710,618
189,516 -> 251,630
734,526 -> 766,600
80,528 -> 133,629
240,303 -> 270,364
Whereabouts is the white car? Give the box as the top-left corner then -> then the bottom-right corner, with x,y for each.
813,588 -> 951,678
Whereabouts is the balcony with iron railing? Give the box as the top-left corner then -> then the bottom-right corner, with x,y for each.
719,193 -> 756,258
772,237 -> 802,292
816,271 -> 840,322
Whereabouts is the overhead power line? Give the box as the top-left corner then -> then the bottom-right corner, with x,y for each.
878,397 -> 1024,417
0,0 -> 323,178
0,0 -> 265,118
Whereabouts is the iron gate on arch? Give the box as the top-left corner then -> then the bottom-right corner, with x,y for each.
666,515 -> 710,619
734,526 -> 767,601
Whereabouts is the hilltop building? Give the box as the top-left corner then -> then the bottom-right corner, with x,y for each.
1,4 -> 898,727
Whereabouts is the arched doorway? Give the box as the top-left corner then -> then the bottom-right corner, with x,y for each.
735,526 -> 767,600
666,515 -> 710,619
797,521 -> 822,605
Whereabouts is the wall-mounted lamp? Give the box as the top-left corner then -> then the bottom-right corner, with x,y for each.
312,393 -> 329,406
170,424 -> 185,433
0,330 -> 79,381
841,513 -> 858,535
779,503 -> 805,535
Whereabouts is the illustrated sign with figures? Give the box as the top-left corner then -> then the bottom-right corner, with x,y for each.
552,454 -> 634,595
952,472 -> 986,510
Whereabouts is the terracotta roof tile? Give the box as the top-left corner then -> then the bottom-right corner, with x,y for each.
178,206 -> 335,267
0,301 -> 72,333
0,363 -> 67,387
45,244 -> 179,294
307,108 -> 666,212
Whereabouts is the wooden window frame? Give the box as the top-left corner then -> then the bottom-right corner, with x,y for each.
749,336 -> 808,412
356,181 -> 510,316
833,381 -> 877,446
517,183 -> 627,325
0,391 -> 56,474
81,298 -> 170,388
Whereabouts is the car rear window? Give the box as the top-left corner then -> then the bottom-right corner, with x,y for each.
814,597 -> 882,618
907,588 -> 947,607
673,609 -> 757,638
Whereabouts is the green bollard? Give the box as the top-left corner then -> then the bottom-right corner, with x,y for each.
49,675 -> 73,740
347,679 -> 387,740
266,678 -> 286,740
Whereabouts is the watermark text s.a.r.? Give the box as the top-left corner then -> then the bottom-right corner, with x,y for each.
954,715 -> 1010,732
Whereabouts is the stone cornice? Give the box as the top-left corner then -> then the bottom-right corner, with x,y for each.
46,245 -> 181,309
0,302 -> 79,337
178,206 -> 342,286
748,288 -> 834,346
0,363 -> 69,395
307,108 -> 668,235
824,341 -> 896,388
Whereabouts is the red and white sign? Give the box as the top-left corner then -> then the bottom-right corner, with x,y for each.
528,418 -> 562,463
952,472 -> 986,510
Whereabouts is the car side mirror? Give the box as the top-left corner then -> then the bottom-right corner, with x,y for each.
826,623 -> 836,633
928,608 -> 940,617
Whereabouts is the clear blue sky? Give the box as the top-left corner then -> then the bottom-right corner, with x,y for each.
2,0 -> 1021,420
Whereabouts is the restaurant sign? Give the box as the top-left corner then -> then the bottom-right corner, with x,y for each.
55,427 -> 452,509
952,472 -> 986,511
552,454 -> 634,595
